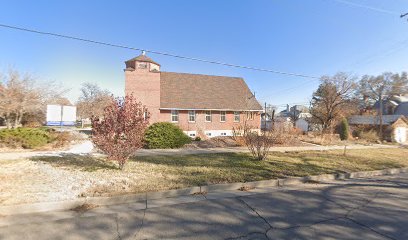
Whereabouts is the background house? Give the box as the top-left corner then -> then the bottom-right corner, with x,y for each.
373,95 -> 408,116
348,115 -> 407,143
124,53 -> 263,138
269,104 -> 311,132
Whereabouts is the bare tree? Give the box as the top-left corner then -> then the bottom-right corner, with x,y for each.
76,82 -> 112,119
0,69 -> 66,128
309,72 -> 358,133
358,72 -> 408,139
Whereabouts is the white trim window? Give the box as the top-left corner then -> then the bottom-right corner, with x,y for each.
220,111 -> 226,122
171,110 -> 179,122
188,110 -> 196,122
234,111 -> 240,122
205,110 -> 212,122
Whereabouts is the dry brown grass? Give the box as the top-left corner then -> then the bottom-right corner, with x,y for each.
2,148 -> 407,205
31,148 -> 408,193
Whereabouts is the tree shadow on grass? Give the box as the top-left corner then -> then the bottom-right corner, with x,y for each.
131,152 -> 344,183
130,152 -> 255,167
30,153 -> 119,171
131,151 -> 406,184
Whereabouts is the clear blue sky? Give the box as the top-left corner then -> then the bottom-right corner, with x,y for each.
1,0 -> 407,110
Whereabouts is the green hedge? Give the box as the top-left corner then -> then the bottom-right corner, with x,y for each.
144,122 -> 191,149
0,128 -> 52,149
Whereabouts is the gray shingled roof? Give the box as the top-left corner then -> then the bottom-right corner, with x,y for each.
348,115 -> 404,125
160,72 -> 262,111
395,102 -> 408,116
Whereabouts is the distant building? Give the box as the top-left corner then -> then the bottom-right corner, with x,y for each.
348,115 -> 407,143
273,104 -> 311,132
124,53 -> 262,138
295,112 -> 312,132
373,95 -> 408,116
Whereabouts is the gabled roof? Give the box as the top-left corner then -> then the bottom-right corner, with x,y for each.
125,54 -> 161,66
348,115 -> 405,125
160,72 -> 262,111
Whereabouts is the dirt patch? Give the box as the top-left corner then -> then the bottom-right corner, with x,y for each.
238,186 -> 255,191
184,136 -> 306,149
184,137 -> 241,148
71,203 -> 99,213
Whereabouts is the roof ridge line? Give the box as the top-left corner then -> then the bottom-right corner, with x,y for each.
161,71 -> 244,79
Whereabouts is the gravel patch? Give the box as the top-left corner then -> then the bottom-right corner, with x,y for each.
0,157 -> 181,206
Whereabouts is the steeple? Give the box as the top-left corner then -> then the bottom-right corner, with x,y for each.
124,51 -> 160,72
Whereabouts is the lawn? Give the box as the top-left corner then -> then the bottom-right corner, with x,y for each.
2,148 -> 407,205
129,148 -> 408,185
36,148 -> 408,189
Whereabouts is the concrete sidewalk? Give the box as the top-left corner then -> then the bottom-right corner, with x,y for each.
1,173 -> 407,239
0,140 -> 398,160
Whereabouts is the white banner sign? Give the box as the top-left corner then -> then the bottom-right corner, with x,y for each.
46,105 -> 77,126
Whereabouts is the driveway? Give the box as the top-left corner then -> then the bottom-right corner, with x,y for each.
0,173 -> 407,239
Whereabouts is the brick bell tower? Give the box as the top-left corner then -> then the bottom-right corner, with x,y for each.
124,51 -> 161,123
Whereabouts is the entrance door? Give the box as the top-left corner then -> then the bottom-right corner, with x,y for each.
395,127 -> 407,143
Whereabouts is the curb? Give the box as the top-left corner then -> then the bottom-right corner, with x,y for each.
1,167 -> 407,216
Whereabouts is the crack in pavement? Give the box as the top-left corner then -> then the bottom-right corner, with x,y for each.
343,191 -> 401,240
324,189 -> 397,240
344,192 -> 380,217
227,197 -> 273,240
228,186 -> 388,240
345,217 -> 396,240
115,214 -> 122,240
236,197 -> 273,229
132,199 -> 147,240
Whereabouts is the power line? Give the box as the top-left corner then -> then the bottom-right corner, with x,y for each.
342,37 -> 408,70
0,23 -> 320,79
332,0 -> 400,16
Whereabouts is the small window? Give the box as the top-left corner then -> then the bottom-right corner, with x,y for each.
171,110 -> 179,122
188,110 -> 196,122
205,111 -> 212,122
189,133 -> 196,137
206,132 -> 212,137
221,132 -> 227,136
234,112 -> 240,122
138,63 -> 147,69
220,111 -> 226,122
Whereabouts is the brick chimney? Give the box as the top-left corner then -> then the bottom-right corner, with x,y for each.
124,53 -> 161,123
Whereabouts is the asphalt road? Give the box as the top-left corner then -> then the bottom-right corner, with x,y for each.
1,173 -> 407,239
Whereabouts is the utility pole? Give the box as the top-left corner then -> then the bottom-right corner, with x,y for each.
379,95 -> 383,141
264,102 -> 268,131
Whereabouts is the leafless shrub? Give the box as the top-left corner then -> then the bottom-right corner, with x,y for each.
233,122 -> 281,161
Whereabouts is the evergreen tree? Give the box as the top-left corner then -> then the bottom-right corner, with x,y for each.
340,117 -> 350,141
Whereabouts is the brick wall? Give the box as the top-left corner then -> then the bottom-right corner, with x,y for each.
124,59 -> 261,136
159,110 -> 261,136
125,64 -> 161,123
